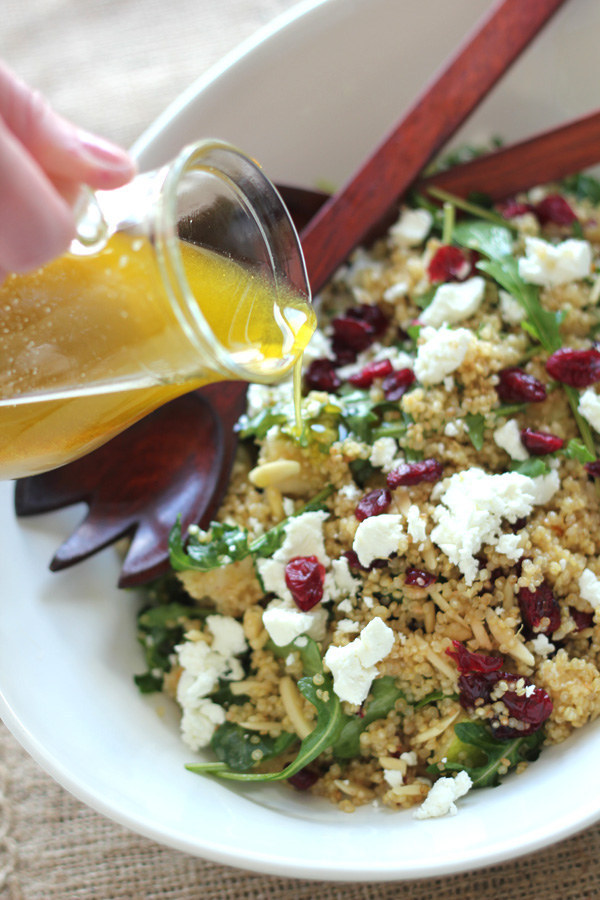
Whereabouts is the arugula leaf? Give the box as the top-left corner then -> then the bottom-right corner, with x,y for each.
562,172 -> 600,204
452,220 -> 513,260
268,635 -> 324,677
134,600 -> 207,693
433,721 -> 545,788
412,689 -> 455,710
210,723 -> 297,772
333,676 -> 405,759
510,458 -> 551,478
238,407 -> 288,440
414,285 -> 438,310
169,487 -> 333,573
563,437 -> 596,463
493,403 -> 528,418
170,520 -> 250,573
186,673 -> 346,782
464,412 -> 485,451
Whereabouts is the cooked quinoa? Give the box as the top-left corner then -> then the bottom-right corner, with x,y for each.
135,174 -> 600,818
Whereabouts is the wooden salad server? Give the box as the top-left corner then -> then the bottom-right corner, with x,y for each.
14,0 -> 574,587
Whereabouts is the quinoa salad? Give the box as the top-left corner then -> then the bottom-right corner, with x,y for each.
135,170 -> 600,819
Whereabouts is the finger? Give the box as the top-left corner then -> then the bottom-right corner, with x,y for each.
0,62 -> 136,192
0,115 -> 75,273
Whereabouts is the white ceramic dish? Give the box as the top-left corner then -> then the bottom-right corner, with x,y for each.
3,0 -> 600,882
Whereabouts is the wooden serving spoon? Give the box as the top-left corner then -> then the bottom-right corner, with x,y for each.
14,0 -> 573,587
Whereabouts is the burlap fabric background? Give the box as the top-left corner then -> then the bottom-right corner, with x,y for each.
1,0 -> 600,897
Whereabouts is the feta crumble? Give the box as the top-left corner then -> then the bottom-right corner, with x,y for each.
324,617 -> 395,704
579,568 -> 600,609
579,388 -> 600,434
262,599 -> 328,647
257,510 -> 330,604
414,326 -> 474,385
420,276 -> 486,328
431,467 -> 556,584
352,513 -> 408,567
499,290 -> 525,325
390,207 -> 433,246
413,771 -> 472,819
518,236 -> 592,287
493,418 -> 529,461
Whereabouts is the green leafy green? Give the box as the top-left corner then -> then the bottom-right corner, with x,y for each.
238,407 -> 288,440
562,172 -> 600,204
452,220 -> 513,260
464,412 -> 485,451
510,458 -> 551,478
134,600 -> 207,693
333,676 -> 405,760
186,673 -> 346,783
210,723 -> 297,772
412,689 -> 456,710
563,438 -> 596,463
268,635 -> 324,677
169,488 -> 333,573
432,721 -> 545,788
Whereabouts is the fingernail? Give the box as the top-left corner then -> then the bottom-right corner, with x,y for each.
77,130 -> 136,175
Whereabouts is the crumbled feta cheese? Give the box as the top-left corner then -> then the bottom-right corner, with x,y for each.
499,290 -> 525,325
180,698 -> 226,752
579,388 -> 600,433
175,629 -> 245,751
324,617 -> 395,704
363,596 -> 374,609
414,326 -> 474,385
325,556 -> 360,602
413,771 -> 472,819
257,510 -> 330,603
352,514 -> 407,567
530,633 -> 555,657
339,483 -> 362,502
262,599 -> 328,647
420,276 -> 486,328
369,436 -> 399,472
400,751 -> 418,766
579,568 -> 600,609
518,236 -> 592,287
337,598 -> 353,614
493,419 -> 529,461
206,615 -> 247,657
390,207 -> 433,246
336,618 -> 361,634
383,769 -> 405,789
531,469 -> 560,506
431,467 -> 553,584
406,504 -> 427,545
495,533 -> 523,561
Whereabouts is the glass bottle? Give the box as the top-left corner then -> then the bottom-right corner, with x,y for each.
0,140 -> 314,479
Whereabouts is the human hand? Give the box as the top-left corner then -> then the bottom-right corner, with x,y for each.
0,62 -> 136,281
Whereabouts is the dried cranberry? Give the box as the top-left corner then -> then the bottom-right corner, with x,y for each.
285,556 -> 326,611
497,199 -> 534,219
355,488 -> 392,521
585,461 -> 600,477
570,606 -> 594,631
387,458 -> 443,488
546,347 -> 600,388
304,358 -> 341,393
427,245 -> 474,283
381,367 -> 416,401
491,674 -> 553,739
404,567 -> 436,588
287,768 -> 319,790
331,316 -> 375,355
535,194 -> 577,226
346,303 -> 389,336
348,358 -> 393,388
496,367 -> 547,404
518,583 -> 561,636
520,428 -> 564,455
446,641 -> 503,675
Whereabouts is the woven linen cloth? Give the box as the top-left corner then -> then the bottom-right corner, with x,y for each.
2,1 -> 600,898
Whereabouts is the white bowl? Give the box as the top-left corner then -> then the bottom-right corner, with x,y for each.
3,0 -> 600,881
